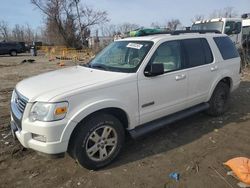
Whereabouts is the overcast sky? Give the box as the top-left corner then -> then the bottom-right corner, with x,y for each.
1,0 -> 250,31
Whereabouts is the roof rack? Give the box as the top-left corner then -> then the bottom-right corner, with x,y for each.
139,30 -> 221,36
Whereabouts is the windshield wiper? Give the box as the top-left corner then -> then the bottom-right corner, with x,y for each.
91,64 -> 108,71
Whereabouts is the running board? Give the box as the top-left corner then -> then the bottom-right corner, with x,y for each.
129,103 -> 209,139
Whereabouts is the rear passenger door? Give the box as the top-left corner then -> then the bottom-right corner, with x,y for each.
182,38 -> 217,107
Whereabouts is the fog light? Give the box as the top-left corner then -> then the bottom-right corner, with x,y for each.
32,134 -> 46,142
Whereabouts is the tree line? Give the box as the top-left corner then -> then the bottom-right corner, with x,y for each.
0,21 -> 40,43
0,1 -> 239,48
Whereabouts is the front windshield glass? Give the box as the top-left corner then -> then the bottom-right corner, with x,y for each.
191,21 -> 223,32
86,41 -> 153,73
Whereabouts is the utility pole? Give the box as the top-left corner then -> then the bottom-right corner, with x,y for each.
74,0 -> 84,47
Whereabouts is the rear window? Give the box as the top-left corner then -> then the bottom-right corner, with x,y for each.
213,37 -> 239,60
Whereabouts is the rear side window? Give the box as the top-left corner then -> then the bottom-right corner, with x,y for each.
213,37 -> 239,60
202,39 -> 213,64
182,38 -> 213,68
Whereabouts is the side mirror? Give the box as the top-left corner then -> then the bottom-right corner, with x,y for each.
144,63 -> 164,77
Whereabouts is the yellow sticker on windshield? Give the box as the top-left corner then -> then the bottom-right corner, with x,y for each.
127,43 -> 143,49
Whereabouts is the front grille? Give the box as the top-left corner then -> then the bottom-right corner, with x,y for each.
11,90 -> 29,130
14,90 -> 28,114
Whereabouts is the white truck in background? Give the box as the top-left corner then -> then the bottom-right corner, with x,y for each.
191,14 -> 250,49
191,18 -> 242,48
242,16 -> 250,48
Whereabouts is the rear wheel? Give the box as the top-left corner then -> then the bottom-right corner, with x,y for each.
9,50 -> 17,56
69,113 -> 125,170
206,82 -> 230,116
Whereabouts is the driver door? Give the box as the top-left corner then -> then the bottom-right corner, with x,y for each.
138,40 -> 188,124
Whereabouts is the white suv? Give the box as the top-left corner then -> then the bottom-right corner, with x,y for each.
10,31 -> 241,169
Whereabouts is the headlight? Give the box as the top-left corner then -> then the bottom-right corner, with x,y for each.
29,102 -> 68,122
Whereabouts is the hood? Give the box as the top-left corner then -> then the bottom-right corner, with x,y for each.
16,66 -> 128,102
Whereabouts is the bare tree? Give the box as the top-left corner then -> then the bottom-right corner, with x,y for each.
24,24 -> 34,43
117,23 -> 140,34
192,15 -> 205,22
101,24 -> 117,36
30,0 -> 109,47
100,23 -> 139,36
151,22 -> 162,29
0,21 -> 10,41
209,7 -> 238,18
12,24 -> 25,41
167,19 -> 181,31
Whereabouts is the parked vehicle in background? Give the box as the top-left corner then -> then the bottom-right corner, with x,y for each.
191,14 -> 250,50
18,42 -> 30,53
0,42 -> 24,56
10,30 -> 241,169
242,15 -> 250,49
191,18 -> 242,48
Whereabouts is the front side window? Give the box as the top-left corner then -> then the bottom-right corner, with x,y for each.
225,21 -> 242,35
87,41 -> 153,73
148,40 -> 182,73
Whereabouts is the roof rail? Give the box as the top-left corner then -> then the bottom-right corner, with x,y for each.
139,30 -> 221,36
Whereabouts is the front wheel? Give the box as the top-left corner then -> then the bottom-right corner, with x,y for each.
206,82 -> 230,116
71,113 -> 125,170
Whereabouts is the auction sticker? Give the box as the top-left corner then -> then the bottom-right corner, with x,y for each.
127,43 -> 143,49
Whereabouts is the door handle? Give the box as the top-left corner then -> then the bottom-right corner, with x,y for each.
210,66 -> 218,72
175,74 -> 186,81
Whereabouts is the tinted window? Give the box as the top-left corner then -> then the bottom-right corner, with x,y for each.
214,37 -> 239,60
225,21 -> 242,35
201,39 -> 213,64
182,39 -> 206,68
149,40 -> 182,72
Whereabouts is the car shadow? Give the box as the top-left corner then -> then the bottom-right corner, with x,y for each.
106,80 -> 250,169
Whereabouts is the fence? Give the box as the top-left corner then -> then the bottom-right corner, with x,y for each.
39,46 -> 95,63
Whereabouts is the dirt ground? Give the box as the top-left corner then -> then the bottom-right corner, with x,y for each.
0,53 -> 250,188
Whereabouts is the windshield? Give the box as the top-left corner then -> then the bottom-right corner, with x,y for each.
86,41 -> 153,73
191,21 -> 223,32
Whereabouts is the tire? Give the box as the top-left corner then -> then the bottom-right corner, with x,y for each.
9,50 -> 17,56
206,82 -> 230,116
69,113 -> 125,170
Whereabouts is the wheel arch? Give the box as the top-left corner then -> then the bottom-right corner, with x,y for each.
61,100 -> 132,146
66,107 -> 129,155
207,76 -> 233,101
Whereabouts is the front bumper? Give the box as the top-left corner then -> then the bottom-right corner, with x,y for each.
10,89 -> 70,154
10,114 -> 69,155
